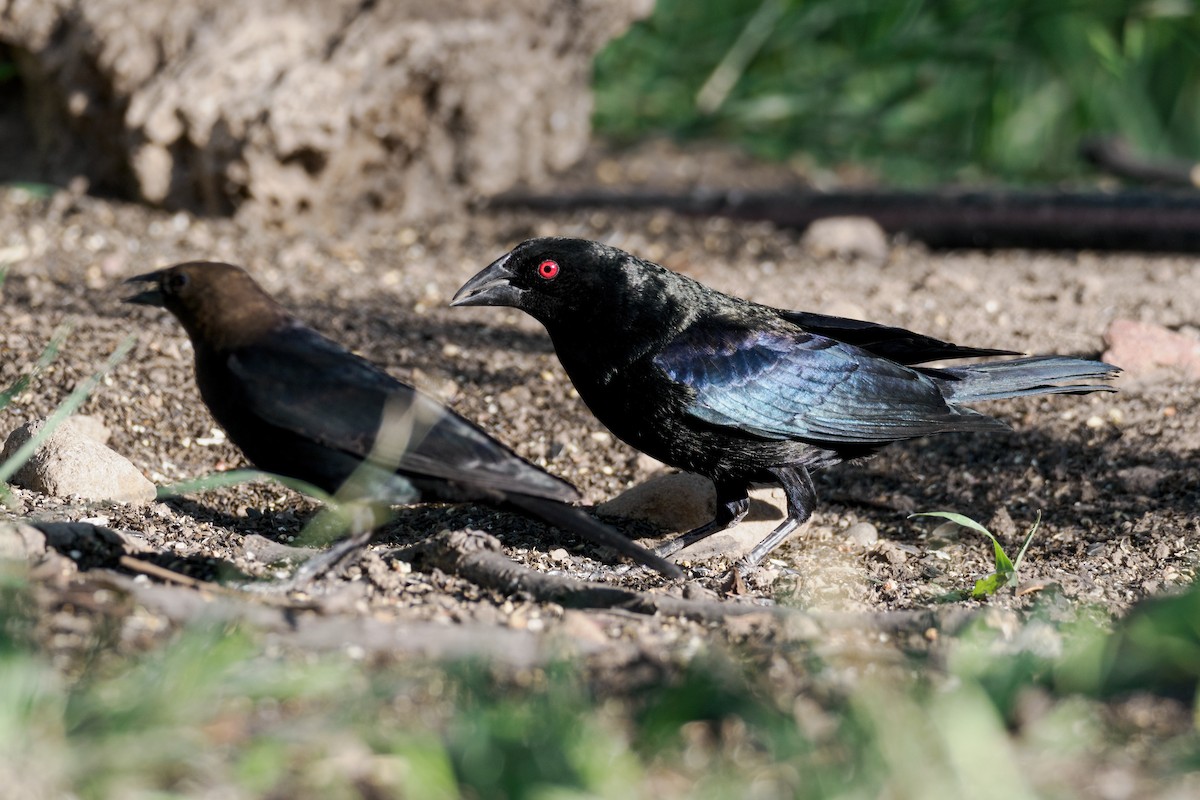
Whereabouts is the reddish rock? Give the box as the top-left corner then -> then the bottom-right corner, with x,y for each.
1102,319 -> 1200,380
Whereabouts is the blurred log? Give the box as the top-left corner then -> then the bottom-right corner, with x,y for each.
495,187 -> 1200,252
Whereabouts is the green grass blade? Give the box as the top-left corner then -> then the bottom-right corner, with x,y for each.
912,511 -> 1017,597
1012,510 -> 1042,573
910,511 -> 992,538
0,322 -> 73,412
155,469 -> 334,504
911,511 -> 1014,575
971,573 -> 1008,599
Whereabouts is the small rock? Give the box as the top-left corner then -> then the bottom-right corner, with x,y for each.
1102,319 -> 1200,379
988,507 -> 1018,539
674,487 -> 788,561
239,533 -> 312,564
61,415 -> 112,445
598,474 -> 792,562
2,418 -> 156,505
844,521 -> 878,547
597,472 -> 716,532
875,540 -> 910,565
0,522 -> 47,560
1116,466 -> 1166,495
557,610 -> 611,647
800,216 -> 889,262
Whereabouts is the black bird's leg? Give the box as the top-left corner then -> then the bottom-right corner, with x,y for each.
733,465 -> 816,575
653,480 -> 750,558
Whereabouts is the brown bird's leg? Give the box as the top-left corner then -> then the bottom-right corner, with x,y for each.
732,465 -> 815,576
287,504 -> 381,588
653,480 -> 750,558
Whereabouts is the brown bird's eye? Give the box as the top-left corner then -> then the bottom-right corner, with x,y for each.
537,260 -> 560,280
166,273 -> 189,292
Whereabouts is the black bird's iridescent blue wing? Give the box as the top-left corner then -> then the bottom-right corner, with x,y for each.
777,310 -> 1018,364
224,323 -> 578,501
652,322 -> 1006,444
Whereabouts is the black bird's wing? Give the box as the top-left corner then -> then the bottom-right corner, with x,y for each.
225,324 -> 578,502
776,310 -> 1018,364
653,321 -> 1007,444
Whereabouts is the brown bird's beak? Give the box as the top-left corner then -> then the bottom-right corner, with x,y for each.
122,270 -> 167,306
450,254 -> 524,308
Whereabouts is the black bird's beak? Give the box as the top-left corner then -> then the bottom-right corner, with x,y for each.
122,271 -> 166,306
450,254 -> 523,308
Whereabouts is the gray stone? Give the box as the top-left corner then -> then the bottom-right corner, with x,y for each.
61,414 -> 112,445
1116,465 -> 1167,495
800,216 -> 889,262
0,521 -> 47,560
2,418 -> 156,504
597,472 -> 716,532
844,521 -> 879,548
1,0 -> 652,223
598,473 -> 792,562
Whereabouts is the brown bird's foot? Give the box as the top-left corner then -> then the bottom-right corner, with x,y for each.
242,528 -> 374,594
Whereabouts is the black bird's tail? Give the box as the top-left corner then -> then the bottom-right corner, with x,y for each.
506,494 -> 683,579
932,356 -> 1120,405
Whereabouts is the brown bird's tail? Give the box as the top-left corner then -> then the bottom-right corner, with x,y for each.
506,494 -> 683,578
933,356 -> 1120,404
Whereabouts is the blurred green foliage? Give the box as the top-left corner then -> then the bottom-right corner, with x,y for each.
2,564 -> 1198,798
594,0 -> 1200,183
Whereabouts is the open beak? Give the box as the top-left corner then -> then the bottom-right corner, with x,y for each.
122,271 -> 166,306
450,254 -> 524,308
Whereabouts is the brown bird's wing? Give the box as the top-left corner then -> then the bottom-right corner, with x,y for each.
225,324 -> 579,503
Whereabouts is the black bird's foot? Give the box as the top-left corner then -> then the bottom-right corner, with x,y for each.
724,465 -> 816,581
652,489 -> 750,559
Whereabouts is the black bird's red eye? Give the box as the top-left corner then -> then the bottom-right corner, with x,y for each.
537,260 -> 560,280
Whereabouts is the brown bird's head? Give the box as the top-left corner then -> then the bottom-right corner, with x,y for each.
124,262 -> 290,349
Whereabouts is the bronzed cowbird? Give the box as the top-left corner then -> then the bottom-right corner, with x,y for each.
453,238 -> 1119,574
125,261 -> 681,581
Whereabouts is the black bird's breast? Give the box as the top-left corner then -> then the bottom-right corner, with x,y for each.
551,324 -> 837,483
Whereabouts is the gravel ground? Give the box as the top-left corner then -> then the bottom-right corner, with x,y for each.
0,146 -> 1197,703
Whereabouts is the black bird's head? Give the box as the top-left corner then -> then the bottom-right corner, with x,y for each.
124,262 -> 290,349
451,237 -> 655,328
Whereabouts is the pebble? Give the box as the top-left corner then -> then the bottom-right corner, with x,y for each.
844,521 -> 879,547
1116,466 -> 1166,495
800,216 -> 889,262
0,521 -> 47,560
1,417 -> 156,505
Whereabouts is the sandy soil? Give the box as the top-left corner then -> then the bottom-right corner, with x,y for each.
0,144 -> 1197,698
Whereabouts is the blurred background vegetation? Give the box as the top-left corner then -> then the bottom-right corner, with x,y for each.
3,559 -> 1199,798
594,0 -> 1200,184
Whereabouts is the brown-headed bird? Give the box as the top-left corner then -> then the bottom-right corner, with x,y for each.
124,262 -> 681,582
452,237 -> 1120,575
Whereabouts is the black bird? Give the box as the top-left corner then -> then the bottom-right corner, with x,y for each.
452,238 -> 1119,574
124,262 -> 681,581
